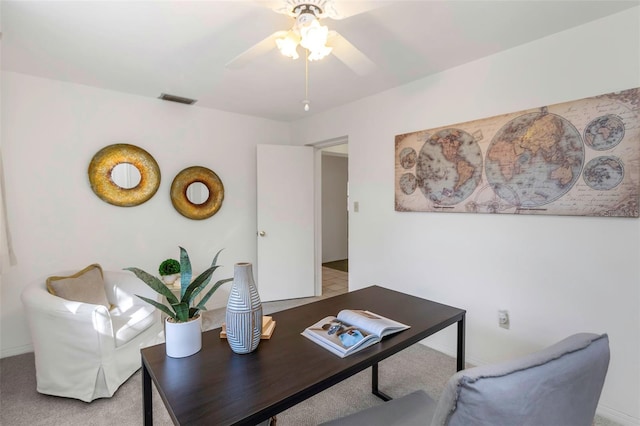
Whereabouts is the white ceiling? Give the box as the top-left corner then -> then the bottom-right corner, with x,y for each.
2,1 -> 638,122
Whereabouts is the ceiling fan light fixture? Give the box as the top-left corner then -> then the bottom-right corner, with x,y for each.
308,45 -> 332,61
292,3 -> 323,20
276,31 -> 301,59
298,19 -> 329,52
273,2 -> 334,64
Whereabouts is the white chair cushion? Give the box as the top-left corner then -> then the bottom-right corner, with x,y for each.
110,304 -> 157,347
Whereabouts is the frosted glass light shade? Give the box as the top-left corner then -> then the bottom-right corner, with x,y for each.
299,19 -> 329,52
276,31 -> 300,59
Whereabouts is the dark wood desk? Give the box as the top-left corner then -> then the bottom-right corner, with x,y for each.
141,285 -> 466,425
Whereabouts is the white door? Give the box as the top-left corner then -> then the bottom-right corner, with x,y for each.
256,145 -> 315,301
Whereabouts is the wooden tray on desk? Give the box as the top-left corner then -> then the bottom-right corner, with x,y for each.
219,315 -> 276,339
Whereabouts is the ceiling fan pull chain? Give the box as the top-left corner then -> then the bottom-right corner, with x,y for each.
303,49 -> 310,112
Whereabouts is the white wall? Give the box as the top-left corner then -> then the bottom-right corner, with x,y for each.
291,8 -> 640,425
2,7 -> 638,424
322,154 -> 348,262
0,72 -> 290,357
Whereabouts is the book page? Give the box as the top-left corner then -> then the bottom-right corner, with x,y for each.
336,310 -> 410,337
302,316 -> 378,356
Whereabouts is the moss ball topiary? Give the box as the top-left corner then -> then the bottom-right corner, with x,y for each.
159,259 -> 180,276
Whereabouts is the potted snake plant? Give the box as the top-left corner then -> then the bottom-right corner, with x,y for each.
125,246 -> 232,358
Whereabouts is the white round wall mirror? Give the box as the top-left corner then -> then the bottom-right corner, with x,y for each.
186,182 -> 210,205
111,163 -> 142,189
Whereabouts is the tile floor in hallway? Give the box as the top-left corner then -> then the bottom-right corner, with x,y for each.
321,266 -> 348,298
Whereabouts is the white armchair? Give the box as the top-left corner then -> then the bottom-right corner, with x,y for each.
21,270 -> 163,402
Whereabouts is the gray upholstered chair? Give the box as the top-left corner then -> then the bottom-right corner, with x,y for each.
322,333 -> 609,426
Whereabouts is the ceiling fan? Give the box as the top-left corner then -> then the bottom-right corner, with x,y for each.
225,0 -> 380,76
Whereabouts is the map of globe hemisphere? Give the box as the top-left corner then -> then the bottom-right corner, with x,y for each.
415,128 -> 483,206
485,112 -> 584,208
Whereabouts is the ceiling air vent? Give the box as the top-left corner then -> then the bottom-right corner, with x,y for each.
159,93 -> 197,105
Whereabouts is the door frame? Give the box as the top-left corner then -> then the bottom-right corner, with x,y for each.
307,136 -> 349,296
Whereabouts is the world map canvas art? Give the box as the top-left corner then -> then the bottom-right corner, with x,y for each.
395,88 -> 640,217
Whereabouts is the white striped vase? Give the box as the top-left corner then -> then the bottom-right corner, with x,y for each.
225,262 -> 263,354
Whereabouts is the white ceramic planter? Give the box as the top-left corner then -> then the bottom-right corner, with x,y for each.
165,315 -> 202,358
161,273 -> 180,285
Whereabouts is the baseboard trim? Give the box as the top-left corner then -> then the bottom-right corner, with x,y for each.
1,343 -> 33,359
596,405 -> 640,426
418,340 -> 485,368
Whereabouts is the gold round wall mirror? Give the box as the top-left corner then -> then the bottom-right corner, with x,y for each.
88,144 -> 161,207
170,166 -> 224,220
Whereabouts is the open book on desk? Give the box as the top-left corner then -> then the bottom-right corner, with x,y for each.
301,310 -> 410,358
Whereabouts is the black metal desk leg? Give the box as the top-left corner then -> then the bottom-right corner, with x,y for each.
143,361 -> 153,426
371,363 -> 392,401
457,315 -> 466,372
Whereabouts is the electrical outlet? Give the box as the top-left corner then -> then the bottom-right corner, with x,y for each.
498,310 -> 510,329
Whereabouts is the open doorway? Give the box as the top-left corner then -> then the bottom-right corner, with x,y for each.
320,144 -> 348,297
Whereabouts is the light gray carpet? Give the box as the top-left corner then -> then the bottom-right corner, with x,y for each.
1,298 -> 620,426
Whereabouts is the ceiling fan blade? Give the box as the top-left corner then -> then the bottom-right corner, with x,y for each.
225,30 -> 288,69
328,31 -> 377,76
252,0 -> 289,15
327,1 -> 393,20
